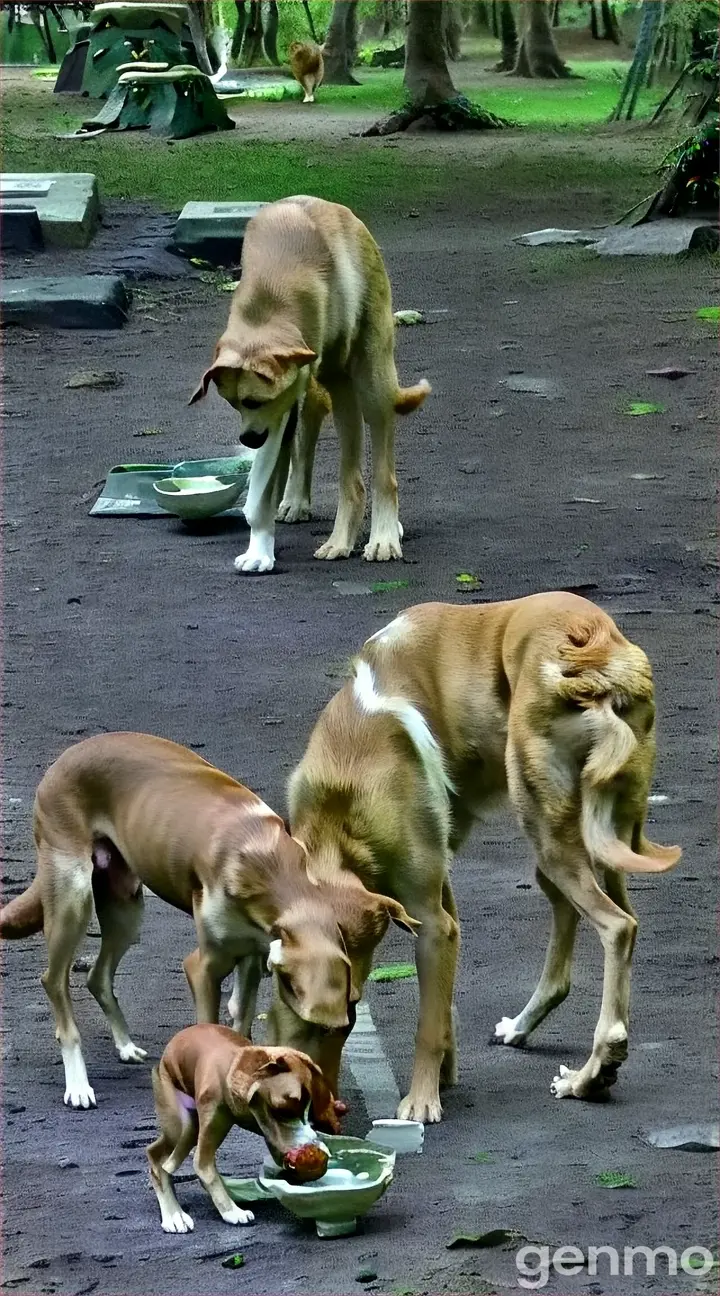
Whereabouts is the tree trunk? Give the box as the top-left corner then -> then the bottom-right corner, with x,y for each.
230,0 -> 247,62
443,0 -> 463,61
551,0 -> 561,26
494,0 -> 517,70
263,0 -> 280,65
511,0 -> 571,78
240,0 -> 264,66
187,1 -> 216,74
322,0 -> 360,85
366,0 -> 506,133
590,0 -> 620,43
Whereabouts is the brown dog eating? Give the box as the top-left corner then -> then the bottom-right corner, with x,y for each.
147,1024 -> 343,1233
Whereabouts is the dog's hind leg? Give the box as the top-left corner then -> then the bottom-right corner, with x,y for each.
355,356 -> 403,563
492,869 -> 579,1047
147,1064 -> 197,1233
440,877 -> 460,1086
227,954 -> 264,1036
87,864 -> 147,1064
277,380 -> 329,523
314,378 -> 366,560
39,846 -> 96,1108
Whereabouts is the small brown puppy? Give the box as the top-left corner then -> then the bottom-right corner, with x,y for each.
289,40 -> 324,103
147,1024 -> 344,1233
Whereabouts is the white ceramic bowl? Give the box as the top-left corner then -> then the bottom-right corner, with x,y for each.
370,1118 -> 425,1154
259,1135 -> 395,1238
152,474 -> 243,520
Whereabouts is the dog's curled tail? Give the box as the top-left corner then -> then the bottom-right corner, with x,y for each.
0,877 -> 44,939
394,379 -> 431,416
549,615 -> 682,876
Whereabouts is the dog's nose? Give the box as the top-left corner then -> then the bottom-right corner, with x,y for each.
239,429 -> 269,449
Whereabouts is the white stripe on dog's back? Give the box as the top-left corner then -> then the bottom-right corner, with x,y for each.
353,661 -> 453,833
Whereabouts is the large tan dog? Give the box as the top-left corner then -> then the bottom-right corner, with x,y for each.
287,593 -> 682,1123
0,733 -> 415,1108
148,1024 -> 343,1233
190,196 -> 430,573
289,40 -> 324,103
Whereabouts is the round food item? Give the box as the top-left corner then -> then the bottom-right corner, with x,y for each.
282,1142 -> 329,1183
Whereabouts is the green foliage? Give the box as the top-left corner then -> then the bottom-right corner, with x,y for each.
368,963 -> 417,982
594,1170 -> 637,1189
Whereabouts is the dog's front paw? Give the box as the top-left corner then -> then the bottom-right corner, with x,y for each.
221,1205 -> 255,1226
314,538 -> 353,560
64,1080 -> 97,1109
363,535 -> 403,563
162,1209 -> 194,1234
491,1016 -> 526,1048
397,1091 -> 442,1125
234,549 -> 275,574
118,1042 -> 148,1064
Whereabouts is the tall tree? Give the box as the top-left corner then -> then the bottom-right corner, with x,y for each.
589,0 -> 621,43
187,1 -> 217,74
512,0 -> 571,78
322,0 -> 360,85
494,0 -> 518,70
366,0 -> 505,133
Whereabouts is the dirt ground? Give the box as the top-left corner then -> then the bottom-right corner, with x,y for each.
2,167 -> 718,1296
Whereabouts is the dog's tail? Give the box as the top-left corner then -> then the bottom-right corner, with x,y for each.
550,614 -> 682,876
394,379 -> 431,416
0,877 -> 44,939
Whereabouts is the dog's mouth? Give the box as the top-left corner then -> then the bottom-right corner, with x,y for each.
239,428 -> 269,450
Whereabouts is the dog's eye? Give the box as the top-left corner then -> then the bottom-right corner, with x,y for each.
242,398 -> 264,410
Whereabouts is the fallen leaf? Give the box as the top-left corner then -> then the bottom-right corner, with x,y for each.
447,1228 -> 523,1250
133,428 -> 163,437
221,1253 -> 245,1269
368,963 -> 416,982
371,579 -> 409,592
696,306 -> 720,322
220,280 -> 241,292
456,572 -> 483,592
626,401 -> 665,416
65,370 -> 121,390
393,310 -> 424,326
332,580 -> 374,596
470,1152 -> 495,1164
190,257 -> 213,268
595,1171 -> 636,1189
645,366 -> 694,380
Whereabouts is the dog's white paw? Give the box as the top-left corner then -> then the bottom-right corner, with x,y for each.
491,1016 -> 526,1047
64,1082 -> 97,1110
363,535 -> 403,563
550,1064 -> 580,1099
276,499 -> 311,523
221,1205 -> 255,1226
118,1041 -> 148,1064
397,1092 -> 442,1125
234,551 -> 275,574
314,538 -> 353,560
162,1210 -> 195,1234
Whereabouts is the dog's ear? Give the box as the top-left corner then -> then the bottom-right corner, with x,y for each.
300,1057 -> 343,1134
377,894 -> 422,936
273,345 -> 317,371
242,1051 -> 294,1103
189,346 -> 245,405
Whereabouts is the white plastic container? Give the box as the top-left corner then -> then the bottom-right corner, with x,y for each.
369,1119 -> 424,1154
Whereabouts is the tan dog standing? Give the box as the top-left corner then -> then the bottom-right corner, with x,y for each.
289,40 -> 324,103
0,733 -> 415,1108
287,593 -> 682,1122
190,196 -> 430,573
147,1024 -> 342,1233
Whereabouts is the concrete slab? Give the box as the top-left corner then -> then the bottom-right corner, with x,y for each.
593,219 -> 718,256
172,200 -> 266,265
1,276 -> 130,329
0,173 -> 100,249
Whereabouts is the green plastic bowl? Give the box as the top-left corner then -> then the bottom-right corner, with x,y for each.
152,474 -> 243,519
258,1136 -> 395,1238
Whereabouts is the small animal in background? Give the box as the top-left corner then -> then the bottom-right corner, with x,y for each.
289,40 -> 324,103
147,1024 -> 345,1233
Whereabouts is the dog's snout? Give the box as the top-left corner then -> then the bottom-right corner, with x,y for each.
239,429 -> 269,450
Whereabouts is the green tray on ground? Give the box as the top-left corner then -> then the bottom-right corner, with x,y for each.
90,456 -> 251,517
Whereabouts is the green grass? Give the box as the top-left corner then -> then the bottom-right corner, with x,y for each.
0,58 -> 667,218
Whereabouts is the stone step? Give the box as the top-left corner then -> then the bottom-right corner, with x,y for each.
172,201 -> 267,266
1,275 -> 130,329
0,172 -> 100,248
